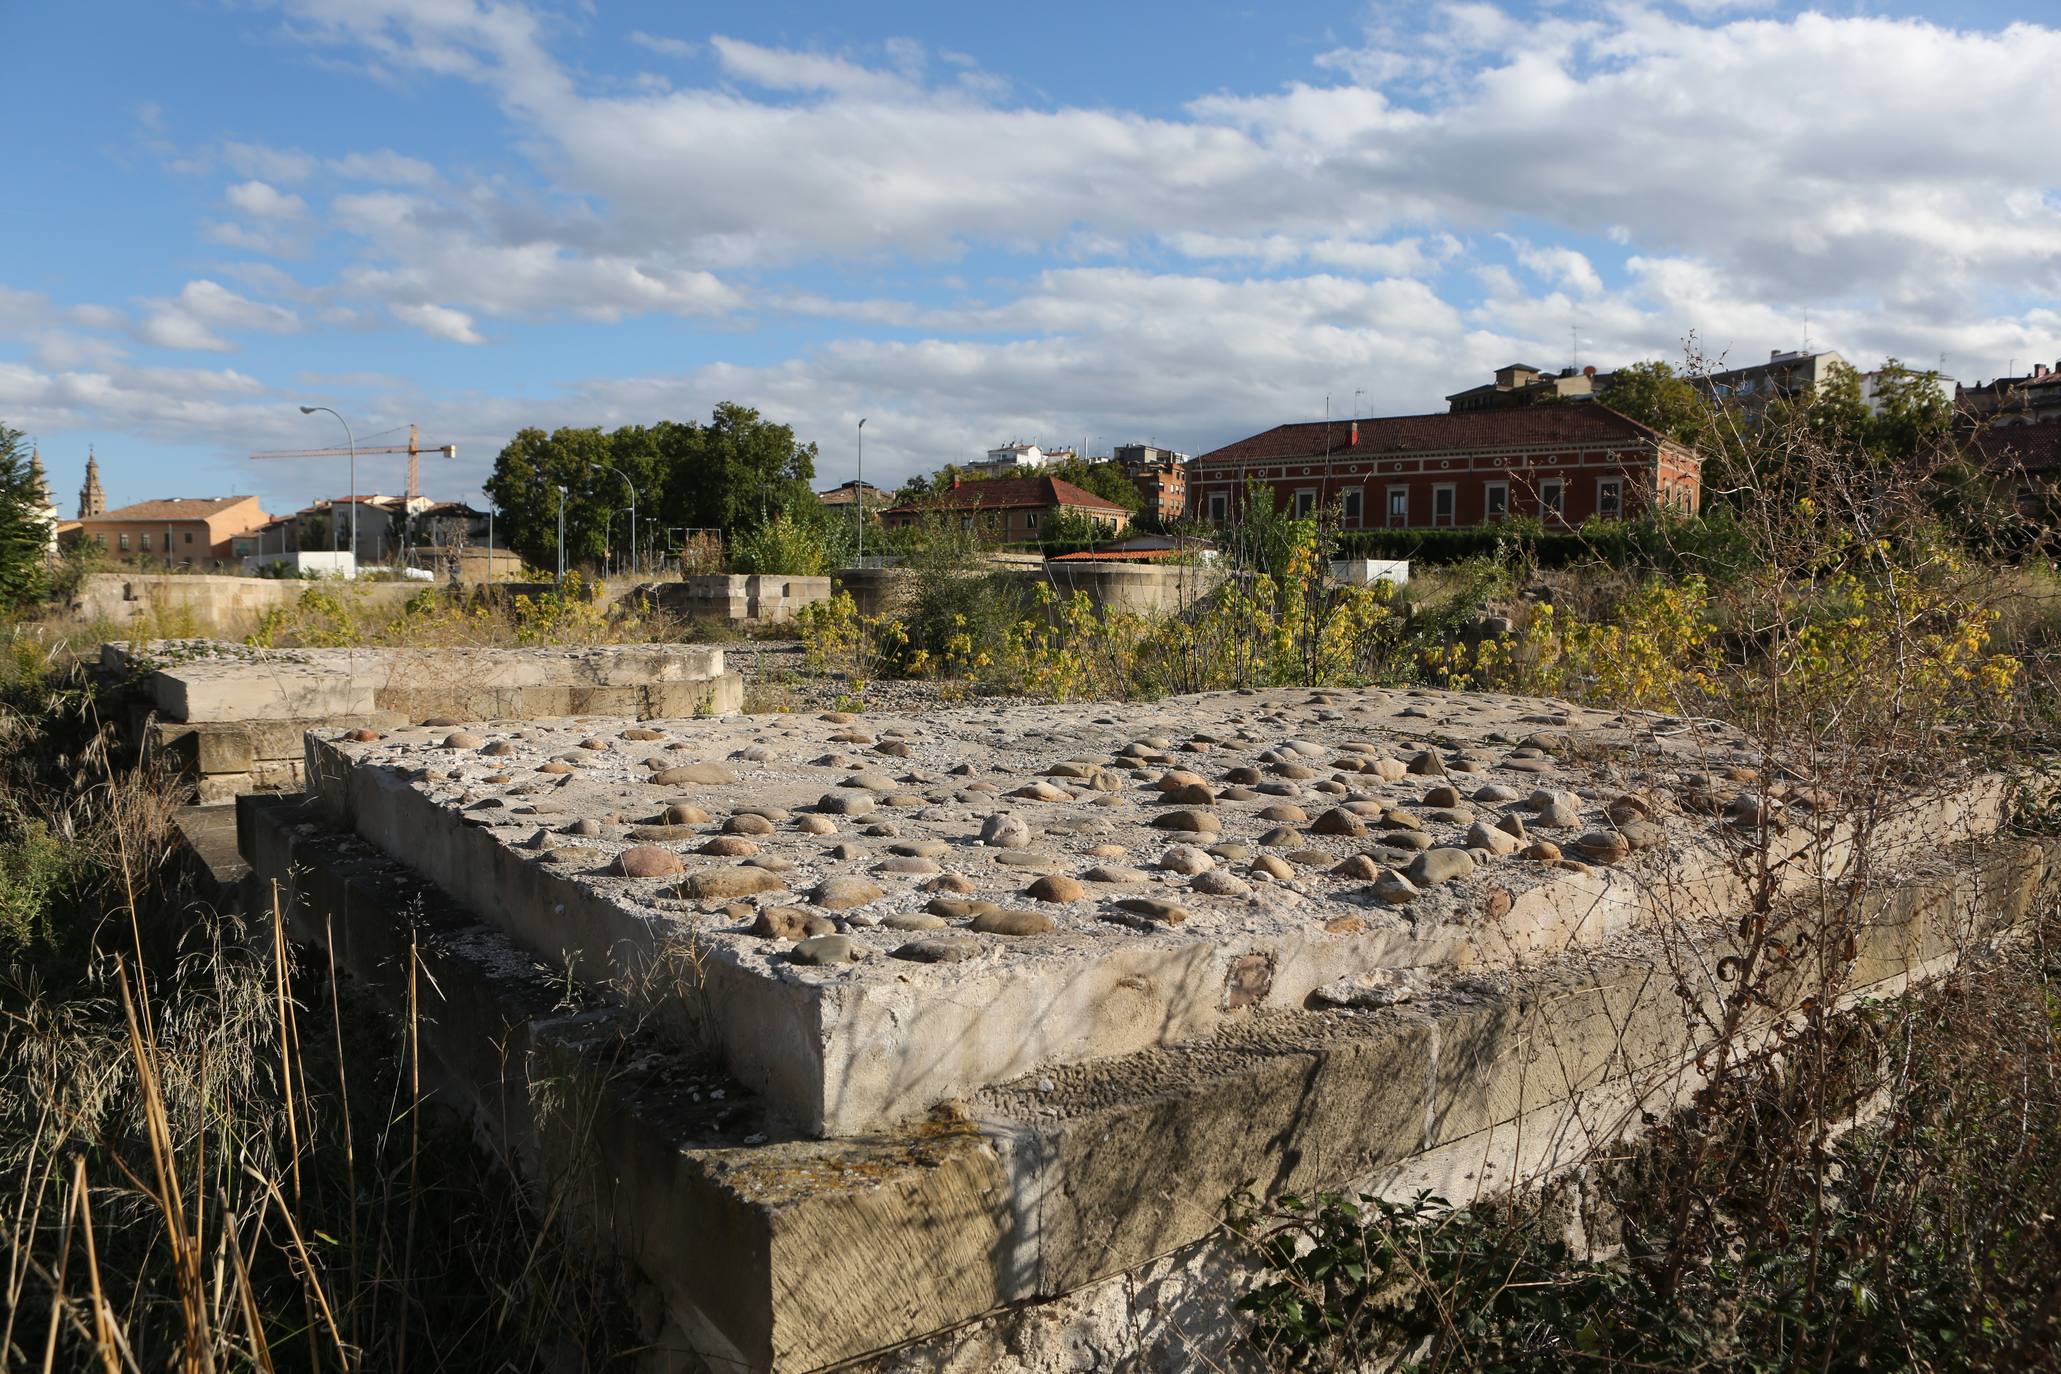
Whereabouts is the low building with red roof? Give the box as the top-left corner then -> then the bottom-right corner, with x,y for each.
880,474 -> 1131,540
1187,405 -> 1700,529
78,494 -> 271,567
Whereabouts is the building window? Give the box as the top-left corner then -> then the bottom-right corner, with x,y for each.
1386,486 -> 1409,527
1026,511 -> 1039,530
1207,492 -> 1229,523
1432,485 -> 1456,527
183,530 -> 194,544
94,533 -> 105,547
119,533 -> 130,551
1597,477 -> 1622,518
1293,488 -> 1317,519
1341,488 -> 1363,524
140,533 -> 152,552
1484,482 -> 1509,520
1541,479 -> 1565,520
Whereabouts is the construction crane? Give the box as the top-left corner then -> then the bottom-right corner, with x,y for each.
249,424 -> 457,501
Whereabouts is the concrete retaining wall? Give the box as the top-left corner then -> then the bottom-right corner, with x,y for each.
70,573 -> 422,637
832,561 -> 1224,619
630,574 -> 833,624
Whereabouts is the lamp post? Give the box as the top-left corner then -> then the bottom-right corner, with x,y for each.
556,485 -> 568,585
592,463 -> 638,579
856,417 -> 867,564
298,405 -> 357,575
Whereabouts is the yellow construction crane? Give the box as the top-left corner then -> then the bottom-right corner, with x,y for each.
249,423 -> 457,501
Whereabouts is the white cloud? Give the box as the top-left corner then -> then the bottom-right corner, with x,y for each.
708,36 -> 916,98
135,279 -> 300,353
329,149 -> 439,185
390,302 -> 484,344
630,31 -> 695,60
226,179 -> 308,219
222,140 -> 316,183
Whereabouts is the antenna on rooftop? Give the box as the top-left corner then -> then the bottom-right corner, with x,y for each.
1803,309 -> 1811,354
1570,319 -> 1579,372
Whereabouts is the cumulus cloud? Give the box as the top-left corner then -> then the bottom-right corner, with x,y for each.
135,280 -> 300,353
390,301 -> 484,343
226,179 -> 307,219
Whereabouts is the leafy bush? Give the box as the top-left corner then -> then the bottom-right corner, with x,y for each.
730,511 -> 830,576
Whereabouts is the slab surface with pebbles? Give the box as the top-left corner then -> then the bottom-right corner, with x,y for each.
302,684 -> 2009,1136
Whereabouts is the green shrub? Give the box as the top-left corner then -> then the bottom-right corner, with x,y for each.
731,511 -> 830,576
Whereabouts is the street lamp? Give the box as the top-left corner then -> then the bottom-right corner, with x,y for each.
556,485 -> 568,585
299,405 -> 357,573
856,417 -> 867,564
591,462 -> 638,579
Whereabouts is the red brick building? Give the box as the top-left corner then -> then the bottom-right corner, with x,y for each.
1187,406 -> 1699,529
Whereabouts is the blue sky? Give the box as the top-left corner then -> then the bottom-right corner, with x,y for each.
2,0 -> 2057,517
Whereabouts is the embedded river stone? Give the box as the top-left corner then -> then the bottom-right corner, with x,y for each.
616,845 -> 684,878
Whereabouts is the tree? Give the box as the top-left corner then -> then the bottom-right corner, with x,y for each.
650,403 -> 818,537
0,426 -> 49,608
1599,360 -> 1710,446
483,426 -> 620,572
1865,359 -> 1954,462
1047,457 -> 1144,512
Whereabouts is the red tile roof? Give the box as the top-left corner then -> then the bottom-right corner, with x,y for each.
87,495 -> 262,523
1193,405 -> 1673,467
1969,425 -> 2061,475
886,474 -> 1128,514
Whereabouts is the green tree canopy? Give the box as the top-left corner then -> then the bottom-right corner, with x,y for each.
1047,457 -> 1144,512
484,403 -> 819,574
1599,360 -> 1710,447
649,402 -> 818,535
0,426 -> 50,608
482,426 -> 622,573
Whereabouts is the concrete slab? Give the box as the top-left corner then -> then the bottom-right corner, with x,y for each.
240,791 -> 2054,1373
297,685 -> 2010,1137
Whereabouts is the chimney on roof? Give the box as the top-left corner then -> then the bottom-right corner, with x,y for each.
1583,365 -> 1596,377
1350,420 -> 1359,446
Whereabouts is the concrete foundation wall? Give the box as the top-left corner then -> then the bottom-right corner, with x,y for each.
630,575 -> 833,624
70,573 -> 422,637
239,791 -> 2059,1373
832,561 -> 1224,619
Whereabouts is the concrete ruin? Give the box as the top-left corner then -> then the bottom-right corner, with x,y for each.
115,640 -> 740,801
237,685 -> 2046,1371
630,574 -> 834,625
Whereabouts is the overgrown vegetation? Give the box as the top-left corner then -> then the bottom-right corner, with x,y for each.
1221,362 -> 2061,1371
0,639 -> 639,1370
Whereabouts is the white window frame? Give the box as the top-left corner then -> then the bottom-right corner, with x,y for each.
119,533 -> 130,551
1207,491 -> 1229,522
1540,479 -> 1566,522
1340,487 -> 1363,525
1386,485 -> 1409,527
1293,488 -> 1318,519
1596,476 -> 1623,519
1484,481 -> 1509,521
1026,511 -> 1039,530
1431,483 -> 1457,528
